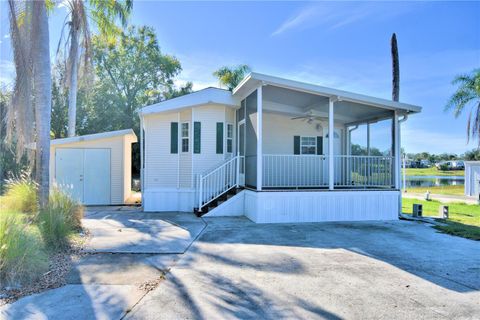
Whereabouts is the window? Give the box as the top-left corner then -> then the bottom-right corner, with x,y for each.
300,136 -> 316,155
226,123 -> 233,153
181,122 -> 189,152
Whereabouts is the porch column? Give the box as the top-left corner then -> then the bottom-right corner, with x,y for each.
393,111 -> 401,189
256,86 -> 263,191
328,97 -> 335,190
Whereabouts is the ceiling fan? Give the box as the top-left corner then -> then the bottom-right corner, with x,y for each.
291,110 -> 326,123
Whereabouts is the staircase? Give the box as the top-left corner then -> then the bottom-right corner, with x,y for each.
194,155 -> 242,217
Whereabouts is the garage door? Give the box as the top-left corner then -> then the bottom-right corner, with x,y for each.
55,148 -> 111,205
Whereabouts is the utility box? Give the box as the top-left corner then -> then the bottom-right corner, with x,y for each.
413,204 -> 423,217
439,205 -> 449,219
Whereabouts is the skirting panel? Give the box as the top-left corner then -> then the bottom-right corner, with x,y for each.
143,188 -> 195,212
244,190 -> 400,223
204,191 -> 245,217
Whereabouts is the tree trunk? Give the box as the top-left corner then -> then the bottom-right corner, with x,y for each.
67,29 -> 79,137
391,33 -> 400,102
32,0 -> 52,207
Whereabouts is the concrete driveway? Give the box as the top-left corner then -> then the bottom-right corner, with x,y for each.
127,218 -> 480,320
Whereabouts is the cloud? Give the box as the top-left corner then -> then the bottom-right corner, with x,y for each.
271,2 -> 416,36
0,60 -> 14,86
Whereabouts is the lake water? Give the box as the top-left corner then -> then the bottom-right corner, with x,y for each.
404,175 -> 464,188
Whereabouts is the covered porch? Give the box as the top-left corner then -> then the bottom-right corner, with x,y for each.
234,74 -> 416,192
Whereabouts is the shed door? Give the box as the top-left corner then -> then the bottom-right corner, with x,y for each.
55,148 -> 111,205
55,149 -> 84,202
83,149 -> 111,205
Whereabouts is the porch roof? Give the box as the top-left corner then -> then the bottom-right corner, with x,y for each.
233,72 -> 421,114
139,87 -> 240,116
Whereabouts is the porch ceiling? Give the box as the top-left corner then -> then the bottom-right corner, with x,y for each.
262,85 -> 394,125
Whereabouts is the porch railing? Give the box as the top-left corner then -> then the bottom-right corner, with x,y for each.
262,154 -> 394,188
197,156 -> 238,211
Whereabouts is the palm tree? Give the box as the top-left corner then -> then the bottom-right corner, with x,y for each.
391,33 -> 400,102
213,65 -> 251,91
7,0 -> 52,206
445,69 -> 480,145
59,0 -> 132,137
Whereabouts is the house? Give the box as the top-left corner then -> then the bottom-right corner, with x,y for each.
50,129 -> 137,205
138,73 -> 421,223
465,161 -> 480,198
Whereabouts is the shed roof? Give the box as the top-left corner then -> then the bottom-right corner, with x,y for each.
233,72 -> 422,114
51,129 -> 137,146
139,87 -> 239,116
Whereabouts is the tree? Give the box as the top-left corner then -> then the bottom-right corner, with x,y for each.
445,69 -> 480,145
391,33 -> 400,102
213,65 -> 251,91
7,0 -> 52,206
58,0 -> 132,137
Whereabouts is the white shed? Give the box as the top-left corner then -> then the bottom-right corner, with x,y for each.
50,129 -> 137,205
465,161 -> 480,197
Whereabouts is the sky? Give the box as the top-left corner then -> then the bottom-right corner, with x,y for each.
0,1 -> 479,155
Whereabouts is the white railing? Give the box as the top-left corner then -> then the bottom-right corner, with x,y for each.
334,155 -> 394,187
263,154 -> 328,187
198,156 -> 238,211
262,154 -> 394,188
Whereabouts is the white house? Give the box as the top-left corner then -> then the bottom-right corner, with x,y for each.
465,161 -> 480,198
138,73 -> 421,223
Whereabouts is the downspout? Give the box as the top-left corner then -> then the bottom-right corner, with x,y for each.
139,112 -> 145,208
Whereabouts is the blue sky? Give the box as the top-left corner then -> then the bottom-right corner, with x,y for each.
1,1 -> 479,154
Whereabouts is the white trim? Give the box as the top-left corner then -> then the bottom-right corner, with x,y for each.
51,129 -> 137,145
256,86 -> 263,191
177,113 -> 180,189
180,121 -> 190,153
328,98 -> 334,190
139,87 -> 239,115
191,108 -> 195,188
233,72 -> 421,113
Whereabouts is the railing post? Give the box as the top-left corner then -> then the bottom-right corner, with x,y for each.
236,153 -> 240,187
198,174 -> 203,211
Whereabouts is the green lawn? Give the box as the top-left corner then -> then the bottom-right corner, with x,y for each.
405,185 -> 464,196
402,198 -> 480,240
403,167 -> 464,176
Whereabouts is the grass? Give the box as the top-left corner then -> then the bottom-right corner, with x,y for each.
402,167 -> 464,176
402,198 -> 480,240
405,185 -> 465,196
0,211 -> 49,287
0,179 -> 84,288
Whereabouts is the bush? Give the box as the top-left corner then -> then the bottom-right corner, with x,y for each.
0,212 -> 48,287
37,189 -> 84,250
1,175 -> 38,216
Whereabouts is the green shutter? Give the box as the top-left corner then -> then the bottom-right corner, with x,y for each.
294,136 -> 300,155
170,122 -> 178,154
216,122 -> 224,154
316,136 -> 323,155
194,122 -> 201,154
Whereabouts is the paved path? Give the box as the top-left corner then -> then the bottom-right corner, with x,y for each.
403,192 -> 478,204
0,207 -> 206,320
127,218 -> 480,320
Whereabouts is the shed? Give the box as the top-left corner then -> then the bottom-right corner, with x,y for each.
50,129 -> 137,205
465,161 -> 480,197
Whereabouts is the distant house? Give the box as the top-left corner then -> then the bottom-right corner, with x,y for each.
138,73 -> 421,223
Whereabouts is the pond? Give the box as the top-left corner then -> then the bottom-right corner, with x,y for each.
404,175 -> 464,188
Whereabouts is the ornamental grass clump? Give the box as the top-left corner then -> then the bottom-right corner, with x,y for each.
1,175 -> 38,216
0,212 -> 48,287
37,189 -> 84,250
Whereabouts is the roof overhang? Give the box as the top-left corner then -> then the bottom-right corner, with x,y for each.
51,129 -> 137,146
139,87 -> 240,116
233,72 -> 422,114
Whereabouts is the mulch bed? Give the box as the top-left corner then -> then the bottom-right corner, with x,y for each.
0,229 -> 91,306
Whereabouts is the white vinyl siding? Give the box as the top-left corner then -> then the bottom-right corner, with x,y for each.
144,112 -> 179,189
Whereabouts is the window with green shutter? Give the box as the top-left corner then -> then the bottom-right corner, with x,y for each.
293,136 -> 300,155
194,122 -> 201,154
170,122 -> 178,154
316,136 -> 323,155
216,122 -> 224,154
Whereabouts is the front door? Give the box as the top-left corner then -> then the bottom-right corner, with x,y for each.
238,120 -> 245,186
